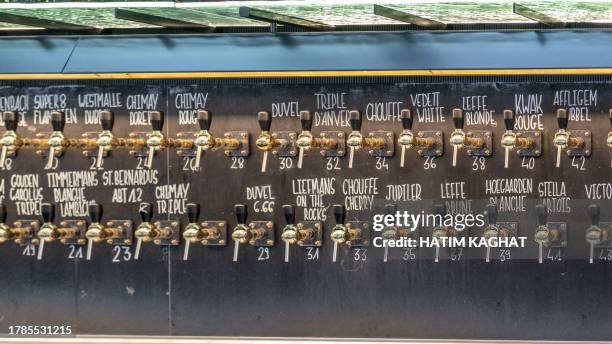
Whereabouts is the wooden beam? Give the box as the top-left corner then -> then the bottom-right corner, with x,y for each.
115,8 -> 214,31
239,7 -> 333,31
0,11 -> 97,31
513,3 -> 566,27
373,5 -> 446,30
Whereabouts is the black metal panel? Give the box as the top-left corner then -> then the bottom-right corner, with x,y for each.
0,77 -> 610,341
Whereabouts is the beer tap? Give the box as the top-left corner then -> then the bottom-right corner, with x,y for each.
182,202 -> 226,260
0,204 -> 11,243
0,205 -> 38,247
296,110 -> 341,168
534,204 -> 552,264
231,204 -> 250,262
182,203 -> 203,261
44,111 -> 69,169
0,111 -> 22,168
381,204 -> 398,262
255,111 -> 273,172
36,203 -> 86,259
126,111 -> 166,169
280,204 -> 320,262
398,110 -> 415,168
87,111 -> 121,169
449,108 -> 485,167
134,202 -> 171,260
281,204 -> 297,263
181,110 -> 248,166
397,109 -> 436,167
144,111 -> 167,169
330,204 -> 348,263
431,203 -> 449,263
585,204 -> 609,264
85,203 -> 105,260
347,110 -> 364,169
553,108 -> 584,168
36,203 -> 58,260
482,203 -> 509,263
9,219 -> 37,246
297,111 -> 314,169
85,203 -> 103,260
500,110 -> 537,169
134,203 -> 154,259
255,111 -> 295,173
346,110 -> 391,169
192,111 -> 214,167
607,109 -> 612,167
85,203 -> 132,260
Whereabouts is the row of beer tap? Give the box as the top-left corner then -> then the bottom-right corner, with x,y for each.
0,201 -> 609,264
1,108 -> 611,170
